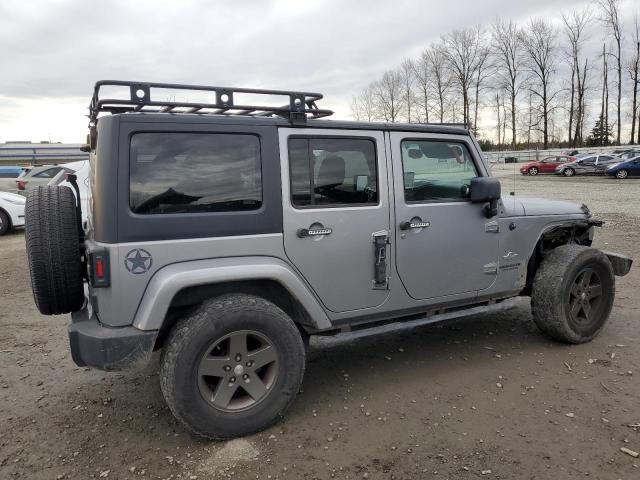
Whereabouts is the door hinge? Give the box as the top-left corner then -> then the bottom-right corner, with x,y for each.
372,230 -> 390,290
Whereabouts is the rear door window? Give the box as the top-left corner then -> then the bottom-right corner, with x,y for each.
288,137 -> 378,207
129,133 -> 262,214
33,167 -> 62,178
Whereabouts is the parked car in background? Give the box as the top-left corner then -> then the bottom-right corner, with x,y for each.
555,155 -> 618,177
606,156 -> 640,179
0,166 -> 28,192
519,155 -> 575,175
0,191 -> 26,235
614,149 -> 640,161
16,164 -> 72,193
562,149 -> 580,156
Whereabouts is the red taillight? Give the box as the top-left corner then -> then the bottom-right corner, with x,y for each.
96,259 -> 104,279
17,180 -> 26,190
89,251 -> 110,288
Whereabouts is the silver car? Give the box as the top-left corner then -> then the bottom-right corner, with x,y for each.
16,164 -> 73,194
555,155 -> 618,177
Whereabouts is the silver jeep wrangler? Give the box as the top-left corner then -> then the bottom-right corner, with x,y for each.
25,81 -> 632,439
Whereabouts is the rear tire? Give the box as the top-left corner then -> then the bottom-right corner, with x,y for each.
0,210 -> 10,235
25,186 -> 84,315
160,294 -> 306,439
531,245 -> 615,344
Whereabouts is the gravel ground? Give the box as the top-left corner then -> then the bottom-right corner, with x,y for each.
1,173 -> 639,480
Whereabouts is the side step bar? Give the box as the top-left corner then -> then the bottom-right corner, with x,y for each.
313,297 -> 524,347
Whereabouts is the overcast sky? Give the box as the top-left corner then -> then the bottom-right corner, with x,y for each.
0,0 -> 636,143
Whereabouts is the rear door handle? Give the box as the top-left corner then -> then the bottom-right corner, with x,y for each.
400,220 -> 430,230
297,226 -> 333,238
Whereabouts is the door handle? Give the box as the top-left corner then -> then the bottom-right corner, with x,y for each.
399,220 -> 430,230
297,226 -> 333,238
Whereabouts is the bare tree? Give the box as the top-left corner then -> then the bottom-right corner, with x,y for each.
562,9 -> 591,146
628,15 -> 640,144
372,69 -> 404,123
350,85 -> 377,122
472,38 -> 492,136
491,19 -> 524,147
442,26 -> 482,126
598,0 -> 623,144
400,59 -> 415,123
425,44 -> 451,123
522,18 -> 559,149
412,51 -> 431,123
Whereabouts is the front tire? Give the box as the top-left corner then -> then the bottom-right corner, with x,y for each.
563,168 -> 575,177
616,169 -> 629,179
160,294 -> 306,439
531,245 -> 615,344
528,167 -> 539,176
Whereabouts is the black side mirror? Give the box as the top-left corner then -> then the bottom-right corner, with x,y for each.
469,177 -> 501,218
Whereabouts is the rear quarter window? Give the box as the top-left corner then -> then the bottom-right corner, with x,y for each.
129,132 -> 262,215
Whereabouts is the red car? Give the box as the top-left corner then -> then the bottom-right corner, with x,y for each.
520,155 -> 575,175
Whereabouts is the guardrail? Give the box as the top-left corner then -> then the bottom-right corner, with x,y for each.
0,144 -> 88,166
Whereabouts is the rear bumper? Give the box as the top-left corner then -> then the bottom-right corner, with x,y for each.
69,308 -> 157,371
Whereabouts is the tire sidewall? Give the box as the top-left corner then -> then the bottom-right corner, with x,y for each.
161,296 -> 305,439
558,254 -> 614,341
0,210 -> 9,235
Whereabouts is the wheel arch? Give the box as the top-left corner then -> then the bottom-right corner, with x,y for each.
131,257 -> 331,343
521,219 -> 596,296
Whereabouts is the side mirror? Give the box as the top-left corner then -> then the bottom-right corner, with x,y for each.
469,177 -> 501,203
469,177 -> 501,218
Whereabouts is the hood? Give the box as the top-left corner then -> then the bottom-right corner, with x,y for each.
0,191 -> 26,203
501,195 -> 586,217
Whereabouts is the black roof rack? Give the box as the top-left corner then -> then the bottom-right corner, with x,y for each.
88,80 -> 334,126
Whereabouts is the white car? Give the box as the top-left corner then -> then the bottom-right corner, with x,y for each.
48,160 -> 89,225
0,191 -> 26,235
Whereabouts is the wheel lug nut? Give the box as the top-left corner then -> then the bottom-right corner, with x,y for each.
224,365 -> 231,372
235,354 -> 242,362
229,376 -> 236,383
246,361 -> 253,367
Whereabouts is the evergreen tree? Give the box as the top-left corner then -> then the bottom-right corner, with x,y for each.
586,117 -> 612,146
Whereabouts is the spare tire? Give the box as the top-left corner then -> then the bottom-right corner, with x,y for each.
25,186 -> 84,315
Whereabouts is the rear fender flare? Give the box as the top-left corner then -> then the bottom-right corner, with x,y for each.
132,256 -> 331,331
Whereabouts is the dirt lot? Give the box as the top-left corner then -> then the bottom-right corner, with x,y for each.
1,173 -> 639,480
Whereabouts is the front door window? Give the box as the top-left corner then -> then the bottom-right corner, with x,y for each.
401,140 -> 479,203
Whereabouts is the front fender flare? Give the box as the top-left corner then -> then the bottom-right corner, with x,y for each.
132,256 -> 331,331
